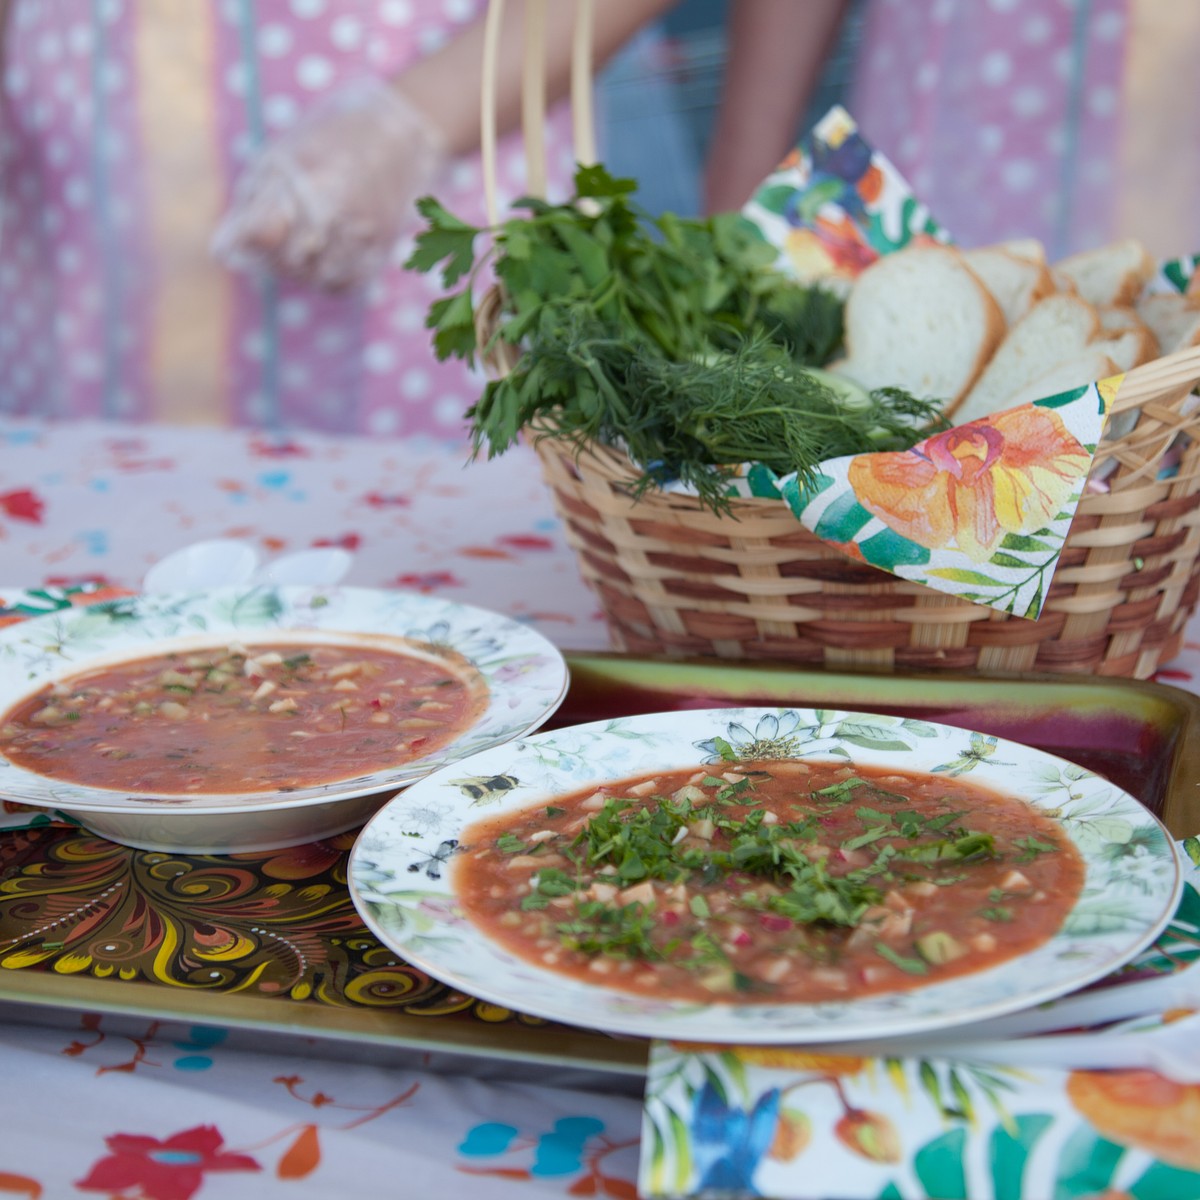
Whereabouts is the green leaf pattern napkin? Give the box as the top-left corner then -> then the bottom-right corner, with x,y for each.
640,836 -> 1200,1199
719,106 -> 1142,621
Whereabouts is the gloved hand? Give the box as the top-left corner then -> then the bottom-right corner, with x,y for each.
211,76 -> 447,291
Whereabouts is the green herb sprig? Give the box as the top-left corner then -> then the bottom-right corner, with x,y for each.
406,165 -> 947,514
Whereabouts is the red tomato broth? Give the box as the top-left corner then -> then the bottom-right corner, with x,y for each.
0,641 -> 487,794
455,759 -> 1086,1005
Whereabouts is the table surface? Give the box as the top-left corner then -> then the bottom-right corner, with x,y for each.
2,416 -> 1199,1199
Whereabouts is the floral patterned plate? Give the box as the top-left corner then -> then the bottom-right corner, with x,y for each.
0,587 -> 569,853
348,706 -> 1182,1043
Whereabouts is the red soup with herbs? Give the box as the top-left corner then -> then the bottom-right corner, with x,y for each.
0,641 -> 486,794
456,760 -> 1085,1003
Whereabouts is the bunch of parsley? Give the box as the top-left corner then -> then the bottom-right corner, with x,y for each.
406,164 -> 944,513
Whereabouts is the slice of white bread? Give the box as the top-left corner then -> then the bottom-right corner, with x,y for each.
953,294 -> 1100,423
1052,238 -> 1156,307
1096,306 -> 1158,363
995,237 -> 1046,264
1049,267 -> 1078,295
963,247 -> 1054,326
1091,328 -> 1156,371
1098,304 -> 1152,336
830,245 -> 1005,413
999,349 -> 1120,411
1135,292 -> 1200,355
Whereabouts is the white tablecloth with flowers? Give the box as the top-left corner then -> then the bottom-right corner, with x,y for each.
0,417 -> 642,1200
1,416 -> 1199,1199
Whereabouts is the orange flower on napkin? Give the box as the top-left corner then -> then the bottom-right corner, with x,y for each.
1067,1069 -> 1200,1172
848,406 -> 1091,563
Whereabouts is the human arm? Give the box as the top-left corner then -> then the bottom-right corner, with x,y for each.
212,0 -> 677,290
0,0 -> 12,80
702,0 -> 848,214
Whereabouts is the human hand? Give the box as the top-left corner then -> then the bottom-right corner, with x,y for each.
211,76 -> 447,291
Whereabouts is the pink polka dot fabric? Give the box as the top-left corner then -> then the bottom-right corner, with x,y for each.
848,0 -> 1127,257
0,0 -> 577,439
0,3 -> 155,421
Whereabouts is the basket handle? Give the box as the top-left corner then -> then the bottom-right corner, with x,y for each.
480,0 -> 596,227
1109,342 -> 1200,412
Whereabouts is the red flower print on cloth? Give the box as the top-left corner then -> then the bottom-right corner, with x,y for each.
392,571 -> 464,593
248,436 -> 311,458
0,488 -> 44,523
362,490 -> 412,508
497,534 -> 555,552
313,533 -> 361,551
76,1124 -> 260,1200
847,406 -> 1089,564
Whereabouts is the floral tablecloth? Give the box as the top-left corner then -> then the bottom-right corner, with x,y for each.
0,418 -> 610,650
0,417 -> 639,1200
2,416 -> 1199,1200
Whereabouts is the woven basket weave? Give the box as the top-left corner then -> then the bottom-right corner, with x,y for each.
480,1 -> 1200,678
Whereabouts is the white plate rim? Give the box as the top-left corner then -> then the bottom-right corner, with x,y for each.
347,705 -> 1183,1044
0,585 -> 569,814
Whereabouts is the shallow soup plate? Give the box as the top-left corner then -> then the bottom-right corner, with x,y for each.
348,705 -> 1182,1044
0,587 -> 569,854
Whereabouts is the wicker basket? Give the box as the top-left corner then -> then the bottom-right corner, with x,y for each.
479,1 -> 1200,678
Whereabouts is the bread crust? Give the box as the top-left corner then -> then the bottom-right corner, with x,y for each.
838,245 -> 1006,418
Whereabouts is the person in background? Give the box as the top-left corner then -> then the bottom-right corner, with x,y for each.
0,0 -> 674,435
701,0 -> 1200,261
701,0 -> 847,217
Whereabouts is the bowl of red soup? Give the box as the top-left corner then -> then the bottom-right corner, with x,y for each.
0,587 -> 569,853
348,706 -> 1181,1043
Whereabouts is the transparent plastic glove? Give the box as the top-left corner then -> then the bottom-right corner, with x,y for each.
211,76 -> 447,291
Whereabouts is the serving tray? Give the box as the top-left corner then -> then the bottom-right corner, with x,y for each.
2,654 -> 1197,1077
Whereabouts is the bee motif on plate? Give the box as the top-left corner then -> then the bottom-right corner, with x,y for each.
450,773 -> 519,804
932,733 -> 1013,777
407,838 -> 459,880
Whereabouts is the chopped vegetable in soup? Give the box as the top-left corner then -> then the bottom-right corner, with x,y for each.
0,642 -> 485,794
456,761 -> 1084,1003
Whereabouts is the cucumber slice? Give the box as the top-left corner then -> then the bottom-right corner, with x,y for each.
805,367 -> 872,412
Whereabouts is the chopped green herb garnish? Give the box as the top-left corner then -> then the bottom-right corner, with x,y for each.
688,930 -> 728,965
545,806 -> 566,818
495,832 -> 528,855
874,943 -> 930,975
533,868 -> 577,897
1013,836 -> 1058,863
814,778 -> 867,805
712,775 -> 761,805
854,806 -> 895,827
980,906 -> 1014,922
556,901 -> 659,959
842,826 -> 890,852
766,857 -> 880,927
711,737 -> 737,763
923,809 -> 970,832
895,832 -> 996,864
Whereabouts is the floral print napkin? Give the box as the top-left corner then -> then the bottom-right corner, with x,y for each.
727,107 -> 1135,620
639,837 -> 1200,1200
